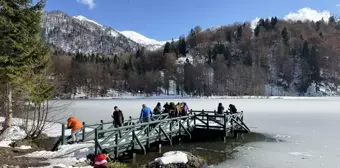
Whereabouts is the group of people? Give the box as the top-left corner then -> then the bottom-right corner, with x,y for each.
66,102 -> 236,144
161,102 -> 189,117
65,102 -> 238,168
217,103 -> 238,114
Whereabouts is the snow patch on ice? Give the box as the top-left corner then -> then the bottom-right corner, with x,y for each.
154,151 -> 188,165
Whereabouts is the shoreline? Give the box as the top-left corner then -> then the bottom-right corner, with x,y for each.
123,132 -> 281,168
53,95 -> 340,101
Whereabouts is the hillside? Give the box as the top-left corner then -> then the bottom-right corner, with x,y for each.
51,13 -> 340,98
41,11 -> 167,54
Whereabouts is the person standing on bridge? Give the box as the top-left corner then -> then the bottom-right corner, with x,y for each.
153,102 -> 162,115
139,104 -> 153,122
67,116 -> 83,144
228,104 -> 237,114
112,106 -> 124,127
217,103 -> 224,114
181,102 -> 189,116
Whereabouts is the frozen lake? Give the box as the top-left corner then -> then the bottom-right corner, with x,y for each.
55,98 -> 340,167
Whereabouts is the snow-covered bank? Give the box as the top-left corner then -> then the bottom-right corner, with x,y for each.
24,143 -> 94,168
0,116 -> 95,167
0,117 -> 64,148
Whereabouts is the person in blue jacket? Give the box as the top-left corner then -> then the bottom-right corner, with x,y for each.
139,104 -> 153,122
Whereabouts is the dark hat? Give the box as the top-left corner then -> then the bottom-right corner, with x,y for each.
102,149 -> 109,154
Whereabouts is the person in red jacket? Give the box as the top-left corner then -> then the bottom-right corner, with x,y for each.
93,149 -> 111,168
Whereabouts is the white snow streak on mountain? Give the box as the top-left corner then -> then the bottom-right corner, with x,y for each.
120,31 -> 166,49
73,15 -> 102,27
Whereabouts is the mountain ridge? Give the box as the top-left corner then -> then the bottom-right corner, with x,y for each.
41,11 -> 168,53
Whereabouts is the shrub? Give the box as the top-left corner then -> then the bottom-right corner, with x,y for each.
107,162 -> 128,168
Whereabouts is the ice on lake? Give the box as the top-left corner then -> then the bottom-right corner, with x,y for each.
52,97 -> 340,168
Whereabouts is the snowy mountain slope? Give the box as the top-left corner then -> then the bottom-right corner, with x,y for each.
73,15 -> 103,27
120,31 -> 167,50
41,11 -> 139,54
41,11 -> 168,53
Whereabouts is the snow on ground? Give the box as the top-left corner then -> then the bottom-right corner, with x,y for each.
16,145 -> 32,150
24,143 -> 94,168
154,151 -> 188,165
0,116 -> 92,148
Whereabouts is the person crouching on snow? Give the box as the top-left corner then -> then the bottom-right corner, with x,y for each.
67,116 -> 83,144
93,149 -> 111,168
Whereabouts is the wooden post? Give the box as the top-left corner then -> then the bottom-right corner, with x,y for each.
94,128 -> 98,155
201,109 -> 204,120
132,123 -> 135,151
115,132 -> 119,160
169,120 -> 173,145
241,111 -> 244,122
61,124 -> 66,145
129,116 -> 132,125
214,110 -> 217,120
230,116 -> 234,135
99,120 -> 104,138
158,143 -> 162,153
206,113 -> 209,130
190,109 -> 192,115
158,124 -> 161,147
178,119 -> 181,143
187,117 -> 190,128
194,114 -> 196,127
146,122 -> 150,149
82,122 -> 86,142
132,153 -> 136,165
223,114 -> 227,142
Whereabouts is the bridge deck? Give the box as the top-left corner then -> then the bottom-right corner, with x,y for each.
53,110 -> 250,159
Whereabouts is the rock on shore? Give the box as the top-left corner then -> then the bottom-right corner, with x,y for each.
145,151 -> 206,168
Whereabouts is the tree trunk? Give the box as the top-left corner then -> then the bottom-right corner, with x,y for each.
0,85 -> 13,140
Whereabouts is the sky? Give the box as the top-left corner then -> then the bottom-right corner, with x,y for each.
42,0 -> 340,41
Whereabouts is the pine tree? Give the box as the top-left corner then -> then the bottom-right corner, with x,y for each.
207,48 -> 212,64
270,17 -> 278,28
237,26 -> 243,42
164,42 -> 171,54
315,21 -> 321,31
309,46 -> 320,91
0,0 -> 52,139
281,27 -> 289,45
329,16 -> 335,23
298,41 -> 311,93
194,25 -> 202,33
177,36 -> 186,56
254,25 -> 260,37
226,31 -> 232,42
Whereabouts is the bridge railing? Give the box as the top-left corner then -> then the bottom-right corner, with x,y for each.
52,113 -> 169,151
93,115 -> 196,156
52,110 -> 249,152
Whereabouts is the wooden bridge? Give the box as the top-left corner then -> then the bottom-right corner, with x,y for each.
52,110 -> 250,159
